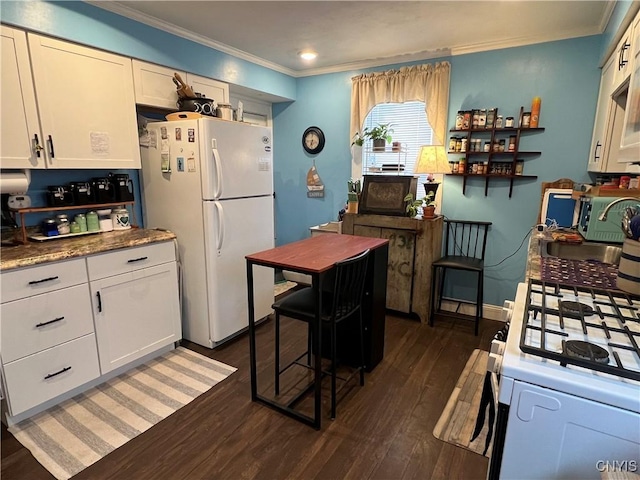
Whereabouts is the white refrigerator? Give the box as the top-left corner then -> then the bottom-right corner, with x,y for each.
140,117 -> 274,348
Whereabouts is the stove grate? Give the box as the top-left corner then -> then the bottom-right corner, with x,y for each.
521,279 -> 640,381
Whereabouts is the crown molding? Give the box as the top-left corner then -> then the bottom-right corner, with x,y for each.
86,0 -> 298,77
86,1 -> 610,79
294,48 -> 452,78
451,26 -> 602,57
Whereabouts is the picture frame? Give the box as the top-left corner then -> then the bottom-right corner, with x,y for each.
359,175 -> 418,216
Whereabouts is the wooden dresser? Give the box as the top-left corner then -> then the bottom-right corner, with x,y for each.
342,213 -> 443,323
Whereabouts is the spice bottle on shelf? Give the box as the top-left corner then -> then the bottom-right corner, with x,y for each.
478,109 -> 487,128
486,109 -> 496,129
505,117 -> 514,128
521,112 -> 531,128
460,137 -> 468,152
463,111 -> 471,129
508,135 -> 517,151
455,111 -> 464,129
458,158 -> 466,174
496,115 -> 503,128
530,97 -> 541,128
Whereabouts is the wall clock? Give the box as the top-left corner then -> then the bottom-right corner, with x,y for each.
302,126 -> 325,154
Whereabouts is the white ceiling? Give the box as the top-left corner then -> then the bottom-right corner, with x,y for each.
93,1 -> 613,77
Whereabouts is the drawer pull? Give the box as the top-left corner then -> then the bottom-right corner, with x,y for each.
35,316 -> 65,328
97,291 -> 102,313
28,276 -> 59,286
44,366 -> 71,380
127,256 -> 148,263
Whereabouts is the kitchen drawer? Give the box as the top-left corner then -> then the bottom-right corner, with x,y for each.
87,241 -> 175,281
1,283 -> 94,363
3,333 -> 100,416
1,258 -> 88,303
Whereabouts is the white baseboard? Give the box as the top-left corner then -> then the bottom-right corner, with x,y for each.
439,299 -> 505,322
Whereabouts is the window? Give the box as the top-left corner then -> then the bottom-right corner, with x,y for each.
362,101 -> 435,198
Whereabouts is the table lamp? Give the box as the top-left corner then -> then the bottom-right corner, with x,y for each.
414,145 -> 450,197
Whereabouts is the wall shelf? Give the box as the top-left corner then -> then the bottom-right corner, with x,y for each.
447,106 -> 544,197
11,201 -> 137,244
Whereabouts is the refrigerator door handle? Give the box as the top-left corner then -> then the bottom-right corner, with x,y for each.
211,144 -> 222,198
214,200 -> 225,255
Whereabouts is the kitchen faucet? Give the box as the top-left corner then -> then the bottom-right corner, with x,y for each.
597,196 -> 640,221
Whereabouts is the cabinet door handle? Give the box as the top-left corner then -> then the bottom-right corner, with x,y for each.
44,366 -> 71,380
97,291 -> 102,313
28,276 -> 59,285
33,134 -> 43,157
594,141 -> 601,161
47,135 -> 55,158
127,256 -> 148,263
35,316 -> 65,328
619,42 -> 630,69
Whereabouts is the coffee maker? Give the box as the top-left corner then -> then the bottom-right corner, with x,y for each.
109,173 -> 134,202
90,177 -> 116,203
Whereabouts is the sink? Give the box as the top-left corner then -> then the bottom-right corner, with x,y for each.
545,241 -> 622,266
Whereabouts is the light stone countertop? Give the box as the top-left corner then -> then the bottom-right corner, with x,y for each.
0,228 -> 176,271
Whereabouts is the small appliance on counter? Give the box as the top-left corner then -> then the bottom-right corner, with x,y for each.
90,177 -> 116,203
109,173 -> 134,202
578,196 -> 639,243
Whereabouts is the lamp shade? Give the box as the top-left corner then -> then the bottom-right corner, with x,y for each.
414,145 -> 450,175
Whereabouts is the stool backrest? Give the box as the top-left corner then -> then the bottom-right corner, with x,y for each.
331,249 -> 370,321
443,220 -> 492,260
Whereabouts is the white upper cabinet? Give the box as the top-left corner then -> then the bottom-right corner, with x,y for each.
185,73 -> 229,104
619,13 -> 640,163
588,56 -> 616,172
132,60 -> 185,110
611,23 -> 634,91
0,26 -> 45,169
132,60 -> 229,110
27,33 -> 141,169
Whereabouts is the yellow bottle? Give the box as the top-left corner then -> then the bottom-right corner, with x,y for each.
531,97 -> 541,128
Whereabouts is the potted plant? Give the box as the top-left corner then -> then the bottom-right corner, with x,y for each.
351,123 -> 394,151
404,192 -> 436,219
367,123 -> 394,151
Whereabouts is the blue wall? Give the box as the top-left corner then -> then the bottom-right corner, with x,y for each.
273,35 -> 602,305
2,0 -> 609,306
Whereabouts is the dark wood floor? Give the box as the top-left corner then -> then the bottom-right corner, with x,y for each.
2,311 -> 500,480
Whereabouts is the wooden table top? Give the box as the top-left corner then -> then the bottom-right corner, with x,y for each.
246,234 -> 388,274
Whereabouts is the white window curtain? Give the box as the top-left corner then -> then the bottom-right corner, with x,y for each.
350,62 -> 451,146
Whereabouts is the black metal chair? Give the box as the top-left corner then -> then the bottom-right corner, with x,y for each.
272,249 -> 370,419
430,220 -> 491,336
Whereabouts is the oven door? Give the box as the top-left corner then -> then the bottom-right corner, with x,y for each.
498,381 -> 640,479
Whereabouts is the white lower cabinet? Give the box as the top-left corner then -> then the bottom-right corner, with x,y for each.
0,240 -> 181,421
90,261 -> 180,373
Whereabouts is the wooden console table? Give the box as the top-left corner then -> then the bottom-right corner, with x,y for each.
342,213 -> 443,324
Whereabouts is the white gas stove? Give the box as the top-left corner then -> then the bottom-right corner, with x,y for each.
488,280 -> 640,480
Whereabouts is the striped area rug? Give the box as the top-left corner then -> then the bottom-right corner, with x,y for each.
433,349 -> 492,457
8,347 -> 236,480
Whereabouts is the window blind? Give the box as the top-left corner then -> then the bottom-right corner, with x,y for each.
363,101 -> 435,198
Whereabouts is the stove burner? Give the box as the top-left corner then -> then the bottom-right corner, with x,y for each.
558,301 -> 594,318
565,340 -> 609,364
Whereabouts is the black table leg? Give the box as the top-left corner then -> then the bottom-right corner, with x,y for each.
247,260 -> 257,401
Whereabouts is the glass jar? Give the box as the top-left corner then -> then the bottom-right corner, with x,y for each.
463,111 -> 471,129
97,209 -> 113,232
74,213 -> 87,232
458,159 -> 466,174
111,208 -> 131,230
483,141 -> 491,152
521,112 -> 531,128
449,137 -> 457,152
455,111 -> 464,129
486,108 -> 496,129
478,109 -> 487,128
496,115 -> 503,128
499,139 -> 506,152
508,135 -> 517,151
472,109 -> 480,128
42,218 -> 59,237
86,211 -> 100,232
70,221 -> 81,234
505,117 -> 514,128
460,137 -> 468,152
56,214 -> 70,235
